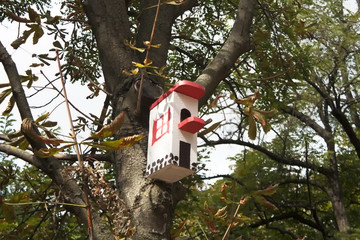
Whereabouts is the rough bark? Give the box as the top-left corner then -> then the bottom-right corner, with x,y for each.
195,0 -> 256,108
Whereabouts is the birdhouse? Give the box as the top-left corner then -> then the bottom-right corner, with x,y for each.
146,80 -> 205,183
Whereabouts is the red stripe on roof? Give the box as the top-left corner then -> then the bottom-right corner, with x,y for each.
150,80 -> 205,110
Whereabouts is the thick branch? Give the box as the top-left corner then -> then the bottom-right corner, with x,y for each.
249,212 -> 322,232
0,143 -> 42,168
195,0 -> 255,107
278,178 -> 327,194
281,106 -> 332,141
0,41 -> 33,120
83,0 -> 134,93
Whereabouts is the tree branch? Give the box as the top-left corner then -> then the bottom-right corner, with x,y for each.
195,0 -> 256,107
200,137 -> 332,176
0,41 -> 33,120
0,143 -> 43,169
281,106 -> 333,141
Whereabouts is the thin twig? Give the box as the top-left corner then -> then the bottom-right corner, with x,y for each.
55,50 -> 94,240
40,70 -> 102,126
83,73 -> 112,96
135,0 -> 162,116
222,196 -> 247,240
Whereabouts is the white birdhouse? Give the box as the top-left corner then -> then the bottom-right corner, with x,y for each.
146,80 -> 205,183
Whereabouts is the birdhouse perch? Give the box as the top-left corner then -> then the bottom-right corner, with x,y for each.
146,80 -> 205,183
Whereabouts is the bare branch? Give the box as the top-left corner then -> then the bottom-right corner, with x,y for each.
281,106 -> 332,141
0,143 -> 42,169
200,137 -> 332,176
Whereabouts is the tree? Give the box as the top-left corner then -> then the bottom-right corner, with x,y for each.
0,0 -> 255,239
173,0 -> 360,239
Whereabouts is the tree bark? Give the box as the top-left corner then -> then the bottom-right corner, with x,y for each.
195,0 -> 256,107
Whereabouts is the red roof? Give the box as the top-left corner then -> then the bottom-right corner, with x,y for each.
150,80 -> 205,110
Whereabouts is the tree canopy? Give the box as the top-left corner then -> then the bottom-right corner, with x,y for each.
1,0 -> 360,239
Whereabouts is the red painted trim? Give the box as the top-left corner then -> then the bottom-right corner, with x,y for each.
178,116 -> 205,134
150,80 -> 205,110
152,108 -> 171,145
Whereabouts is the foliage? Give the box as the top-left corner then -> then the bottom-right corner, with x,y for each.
1,0 -> 360,239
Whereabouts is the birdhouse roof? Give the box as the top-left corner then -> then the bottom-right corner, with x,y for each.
150,80 -> 205,110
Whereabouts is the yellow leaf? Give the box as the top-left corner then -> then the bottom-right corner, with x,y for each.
124,40 -> 146,52
198,121 -> 221,137
143,41 -> 161,48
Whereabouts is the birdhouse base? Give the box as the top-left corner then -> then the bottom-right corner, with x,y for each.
147,164 -> 195,183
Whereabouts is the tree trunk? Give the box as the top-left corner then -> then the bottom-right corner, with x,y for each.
326,140 -> 350,235
84,0 -> 255,238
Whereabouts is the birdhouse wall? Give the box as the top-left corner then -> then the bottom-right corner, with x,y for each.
146,91 -> 200,183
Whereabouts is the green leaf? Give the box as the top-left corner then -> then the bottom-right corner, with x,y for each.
198,121 -> 222,137
254,184 -> 278,196
11,37 -> 26,49
35,144 -> 75,158
248,116 -> 256,140
28,7 -> 40,23
31,24 -> 44,44
53,40 -> 62,49
2,96 -> 15,116
85,135 -> 143,151
3,204 -> 15,223
41,121 -> 58,128
35,112 -> 49,124
9,136 -> 30,150
0,89 -> 12,105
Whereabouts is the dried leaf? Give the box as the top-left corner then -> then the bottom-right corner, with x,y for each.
32,24 -> 44,44
259,196 -> 277,210
90,112 -> 126,139
2,96 -> 15,116
255,184 -> 278,196
214,206 -> 227,218
170,218 -> 187,239
220,182 -> 228,200
41,121 -> 58,128
209,95 -> 224,108
235,89 -> 259,107
210,20 -> 225,25
28,7 -> 40,23
123,68 -> 139,76
21,118 -> 64,145
163,0 -> 186,5
0,89 -> 11,105
9,136 -> 29,150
